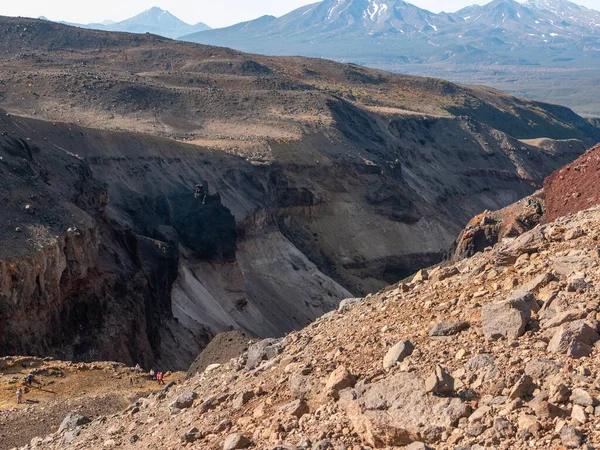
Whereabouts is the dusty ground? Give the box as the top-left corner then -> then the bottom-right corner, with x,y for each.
0,358 -> 184,449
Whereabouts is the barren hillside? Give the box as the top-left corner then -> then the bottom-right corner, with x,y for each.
5,204 -> 600,449
0,16 -> 598,371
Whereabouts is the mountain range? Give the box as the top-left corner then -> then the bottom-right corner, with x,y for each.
178,0 -> 600,116
54,7 -> 210,39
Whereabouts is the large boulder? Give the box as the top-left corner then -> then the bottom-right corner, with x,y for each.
342,372 -> 470,447
494,227 -> 546,266
171,391 -> 197,410
58,411 -> 91,433
482,295 -> 533,340
383,340 -> 414,370
547,320 -> 599,357
246,338 -> 285,370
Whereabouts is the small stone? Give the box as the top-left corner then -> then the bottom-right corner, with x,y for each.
549,384 -> 570,404
572,404 -> 587,424
507,375 -> 535,401
277,399 -> 309,419
429,321 -> 470,337
233,390 -> 255,409
565,227 -> 585,241
405,442 -> 433,450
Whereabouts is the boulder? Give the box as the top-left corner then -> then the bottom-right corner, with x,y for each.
560,426 -> 583,448
541,309 -> 587,329
425,365 -> 454,396
524,358 -> 561,380
520,272 -> 554,294
223,433 -> 251,450
429,321 -> 469,337
246,338 -> 285,370
277,399 -> 309,419
465,354 -> 495,371
325,366 -> 356,400
412,269 -> 429,283
343,372 -> 470,447
58,411 -> 91,433
338,298 -> 362,312
171,391 -> 197,409
547,320 -> 599,356
383,340 -> 414,370
495,227 -> 545,266
482,296 -> 532,340
429,266 -> 459,282
571,389 -> 594,406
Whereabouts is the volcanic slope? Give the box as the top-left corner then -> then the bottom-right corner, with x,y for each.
21,205 -> 600,450
0,16 -> 598,369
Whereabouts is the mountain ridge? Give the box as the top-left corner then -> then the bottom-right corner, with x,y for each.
180,0 -> 600,116
55,6 -> 211,39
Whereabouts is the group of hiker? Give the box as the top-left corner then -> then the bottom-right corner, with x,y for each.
133,364 -> 166,385
15,374 -> 39,405
148,368 -> 165,385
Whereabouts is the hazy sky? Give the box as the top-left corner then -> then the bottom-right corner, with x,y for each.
0,0 -> 598,28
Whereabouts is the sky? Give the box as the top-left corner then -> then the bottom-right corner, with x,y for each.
0,0 -> 598,28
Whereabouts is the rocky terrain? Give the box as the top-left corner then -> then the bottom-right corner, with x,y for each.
450,143 -> 600,261
7,201 -> 600,449
0,16 -> 599,370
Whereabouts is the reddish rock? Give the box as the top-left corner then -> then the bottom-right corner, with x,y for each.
545,144 -> 600,221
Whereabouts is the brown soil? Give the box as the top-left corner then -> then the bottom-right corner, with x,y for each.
0,358 -> 185,449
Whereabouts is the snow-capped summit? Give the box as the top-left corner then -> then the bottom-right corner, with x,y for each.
520,0 -> 600,28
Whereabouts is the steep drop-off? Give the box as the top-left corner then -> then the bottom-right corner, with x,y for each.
0,17 -> 598,369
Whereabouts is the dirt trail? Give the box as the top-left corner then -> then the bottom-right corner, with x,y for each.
0,358 -> 184,449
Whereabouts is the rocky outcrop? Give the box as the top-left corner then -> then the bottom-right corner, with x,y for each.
449,191 -> 545,261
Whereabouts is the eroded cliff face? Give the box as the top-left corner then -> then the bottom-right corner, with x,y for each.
0,102 -> 592,370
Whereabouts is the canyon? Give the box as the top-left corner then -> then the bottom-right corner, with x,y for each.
0,16 -> 599,370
